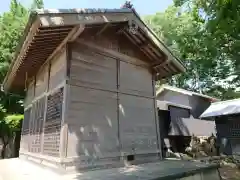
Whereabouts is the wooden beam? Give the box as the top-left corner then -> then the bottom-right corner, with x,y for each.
153,59 -> 170,69
95,23 -> 110,36
122,30 -> 153,61
134,18 -> 185,72
37,27 -> 73,33
33,37 -> 66,43
39,13 -> 132,27
152,74 -> 162,159
33,35 -> 67,41
36,31 -> 70,37
69,24 -> 85,42
76,39 -> 150,68
44,25 -> 85,66
3,18 -> 41,91
24,72 -> 28,91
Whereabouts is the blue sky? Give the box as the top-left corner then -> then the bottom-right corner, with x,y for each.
0,0 -> 173,15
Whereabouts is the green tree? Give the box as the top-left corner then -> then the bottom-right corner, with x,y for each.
0,112 -> 23,158
144,4 -> 240,100
31,0 -> 44,9
0,0 -> 44,158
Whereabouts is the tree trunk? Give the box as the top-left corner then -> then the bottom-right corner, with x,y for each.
1,143 -> 7,159
14,131 -> 21,157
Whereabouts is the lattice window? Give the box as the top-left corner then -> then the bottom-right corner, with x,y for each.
43,88 -> 63,156
29,97 -> 46,153
229,117 -> 240,138
21,108 -> 31,151
28,104 -> 35,152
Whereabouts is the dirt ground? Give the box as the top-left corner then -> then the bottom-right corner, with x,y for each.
219,167 -> 240,180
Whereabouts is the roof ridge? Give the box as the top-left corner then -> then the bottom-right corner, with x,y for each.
34,8 -> 133,15
157,84 -> 218,101
212,98 -> 240,104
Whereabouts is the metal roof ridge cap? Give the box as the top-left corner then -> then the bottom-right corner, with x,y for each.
35,8 -> 133,15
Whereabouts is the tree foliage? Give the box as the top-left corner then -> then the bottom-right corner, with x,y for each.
0,0 -> 44,158
144,1 -> 240,100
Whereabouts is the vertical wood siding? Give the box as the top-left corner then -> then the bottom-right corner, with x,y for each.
119,94 -> 157,154
22,49 -> 67,156
69,43 -> 117,91
67,37 -> 159,167
119,61 -> 153,97
49,49 -> 66,90
21,108 -> 31,152
35,65 -> 48,97
67,86 -> 119,159
79,28 -> 152,65
67,44 -> 119,159
25,82 -> 34,107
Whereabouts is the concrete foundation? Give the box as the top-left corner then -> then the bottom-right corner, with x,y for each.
0,158 -> 220,180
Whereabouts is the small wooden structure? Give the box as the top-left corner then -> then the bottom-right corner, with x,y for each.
3,9 -> 185,171
156,85 -> 217,156
201,99 -> 240,156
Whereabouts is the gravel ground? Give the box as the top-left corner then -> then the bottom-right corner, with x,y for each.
219,167 -> 240,180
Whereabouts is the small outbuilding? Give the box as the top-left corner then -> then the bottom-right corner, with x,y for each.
201,98 -> 240,156
3,8 -> 185,171
156,85 -> 217,155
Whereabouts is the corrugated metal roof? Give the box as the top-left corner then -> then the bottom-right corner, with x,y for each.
200,98 -> 240,118
3,8 -> 185,92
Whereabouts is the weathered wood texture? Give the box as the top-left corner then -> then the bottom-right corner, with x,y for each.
29,97 -> 45,153
119,94 -> 157,154
21,49 -> 67,157
78,26 -> 153,66
20,27 -> 161,169
20,108 -> 31,152
35,65 -> 48,97
25,82 -> 34,107
66,43 -> 119,161
65,36 -> 159,168
119,61 -> 153,97
49,49 -> 67,90
216,115 -> 240,155
67,86 -> 120,162
43,88 -> 63,156
69,43 -> 117,91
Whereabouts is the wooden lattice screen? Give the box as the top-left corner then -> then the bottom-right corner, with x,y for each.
229,116 -> 240,138
29,97 -> 45,153
43,88 -> 63,156
21,108 -> 31,151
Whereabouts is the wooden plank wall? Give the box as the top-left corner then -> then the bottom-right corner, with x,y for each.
66,38 -> 159,168
21,49 -> 67,157
118,61 -> 159,160
49,49 -> 66,90
24,82 -> 35,107
66,43 -> 120,167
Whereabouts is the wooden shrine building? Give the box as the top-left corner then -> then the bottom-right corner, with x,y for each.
3,9 -> 185,171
